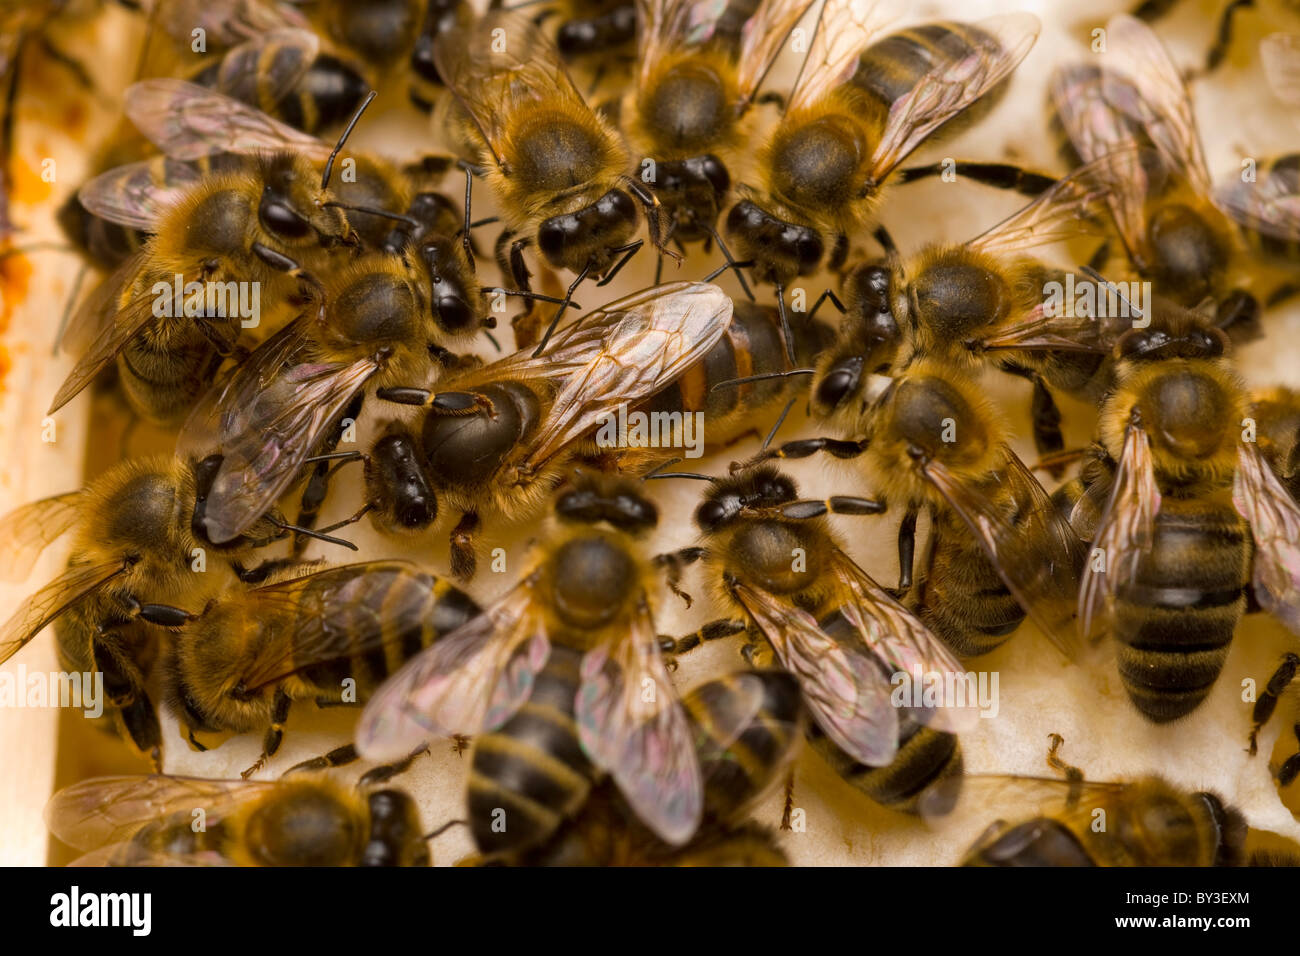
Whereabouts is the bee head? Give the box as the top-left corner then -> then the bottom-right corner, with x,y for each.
723,199 -> 823,286
537,189 -> 639,274
695,465 -> 797,532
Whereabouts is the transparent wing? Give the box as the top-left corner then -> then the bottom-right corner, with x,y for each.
785,0 -> 886,114
432,12 -> 585,170
77,159 -> 200,232
829,549 -> 979,733
976,272 -> 1136,355
1234,443 -> 1300,634
354,575 -> 551,762
733,580 -> 899,766
155,0 -> 310,48
179,317 -> 379,545
919,771 -> 1131,827
1047,64 -> 1152,261
868,13 -> 1040,181
1263,33 -> 1300,106
479,282 -> 731,470
970,151 -> 1133,257
636,0 -> 706,88
124,78 -> 328,162
1099,13 -> 1211,196
46,774 -> 279,851
1077,417 -> 1161,643
576,598 -> 703,845
683,672 -> 769,761
0,492 -> 82,582
0,560 -> 129,665
1214,168 -> 1300,245
229,563 -> 451,690
924,447 -> 1085,658
735,0 -> 817,105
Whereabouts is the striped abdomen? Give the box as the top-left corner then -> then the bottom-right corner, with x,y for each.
190,50 -> 368,134
466,645 -> 597,856
295,571 -> 482,701
1113,494 -> 1249,722
685,669 -> 806,823
1223,155 -> 1300,263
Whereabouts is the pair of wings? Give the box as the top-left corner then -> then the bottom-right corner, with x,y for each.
183,280 -> 732,545
47,773 -> 292,867
1080,415 -> 1300,641
733,545 -> 981,768
1050,15 -> 1300,257
635,0 -> 815,109
785,0 -> 1039,186
355,574 -> 708,846
51,76 -> 338,416
923,446 -> 1086,659
148,0 -> 310,51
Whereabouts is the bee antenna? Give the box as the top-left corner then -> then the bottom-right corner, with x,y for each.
424,819 -> 467,841
701,224 -> 755,301
761,397 -> 799,452
321,90 -> 378,191
711,368 -> 815,392
642,457 -> 684,479
645,471 -> 714,481
323,201 -> 421,227
266,515 -> 359,551
1081,265 -> 1143,321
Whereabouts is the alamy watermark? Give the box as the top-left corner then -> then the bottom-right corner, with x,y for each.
594,404 -> 705,458
151,274 -> 261,328
0,664 -> 103,718
890,667 -> 1000,718
1043,274 -> 1151,327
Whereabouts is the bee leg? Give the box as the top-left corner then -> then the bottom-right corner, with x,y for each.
449,510 -> 481,581
1249,653 -> 1300,755
282,744 -> 358,777
595,240 -> 644,288
1086,239 -> 1111,274
1279,726 -> 1300,787
827,232 -> 849,273
776,495 -> 885,520
451,734 -> 471,757
745,435 -> 868,469
293,391 -> 366,557
1003,365 -> 1066,479
507,235 -> 533,298
187,730 -> 209,753
741,640 -> 775,667
232,557 -> 300,584
895,505 -> 919,598
653,546 -> 707,608
244,688 -> 292,779
659,618 -> 749,665
896,161 -> 1057,198
1215,289 -> 1262,344
359,744 -> 431,787
1203,0 -> 1254,75
1046,733 -> 1085,808
780,769 -> 796,831
532,261 -> 593,356
92,635 -> 161,769
458,160 -> 477,273
808,289 -> 846,322
250,242 -> 323,303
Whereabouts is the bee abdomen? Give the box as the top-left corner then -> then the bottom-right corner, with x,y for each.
919,529 -> 1024,657
807,720 -> 963,814
467,647 -> 595,855
1113,503 -> 1248,722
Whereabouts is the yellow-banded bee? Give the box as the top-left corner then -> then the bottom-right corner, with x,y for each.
357,473 -> 713,847
48,80 -> 377,427
431,10 -> 680,353
656,450 -> 978,775
163,560 -> 480,776
1049,15 -> 1300,336
625,0 -> 813,261
332,281 -> 732,579
723,0 -> 1039,357
46,774 -> 430,866
1074,312 -> 1300,721
0,455 -> 320,765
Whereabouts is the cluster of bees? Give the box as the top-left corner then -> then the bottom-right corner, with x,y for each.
2,0 -> 1300,868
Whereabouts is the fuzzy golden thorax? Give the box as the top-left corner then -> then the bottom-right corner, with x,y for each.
628,48 -> 746,161
1101,357 -> 1247,489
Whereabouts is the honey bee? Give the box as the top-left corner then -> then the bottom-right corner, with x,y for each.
344,281 -> 732,579
163,560 -> 480,776
46,774 -> 430,866
547,0 -> 638,83
655,451 -> 978,775
625,0 -> 814,263
1049,15 -> 1300,336
431,11 -> 680,353
1074,313 -> 1300,721
954,737 -> 1249,866
49,80 -> 376,427
0,455 -> 324,765
723,0 -> 1040,357
357,473 -> 712,847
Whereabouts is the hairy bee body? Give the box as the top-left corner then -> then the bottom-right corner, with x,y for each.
963,776 -> 1247,867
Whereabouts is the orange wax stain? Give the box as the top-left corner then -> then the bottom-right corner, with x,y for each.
0,252 -> 33,337
10,158 -> 52,206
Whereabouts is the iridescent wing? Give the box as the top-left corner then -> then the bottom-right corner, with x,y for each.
828,549 -> 979,733
734,0 -> 817,106
868,13 -> 1040,182
1047,64 -> 1152,262
1077,416 -> 1161,643
1214,167 -> 1300,245
1262,33 -> 1300,107
46,774 -> 279,852
576,597 -> 703,845
731,580 -> 899,766
0,492 -> 82,582
179,316 -> 380,545
975,271 -> 1136,355
1099,13 -> 1212,197
1234,442 -> 1300,634
785,0 -> 886,114
0,560 -> 129,665
924,447 -> 1086,658
450,282 -> 731,472
77,158 -> 201,232
124,78 -> 328,162
226,563 -> 456,690
431,12 -> 586,171
635,0 -> 705,88
355,574 -> 551,762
